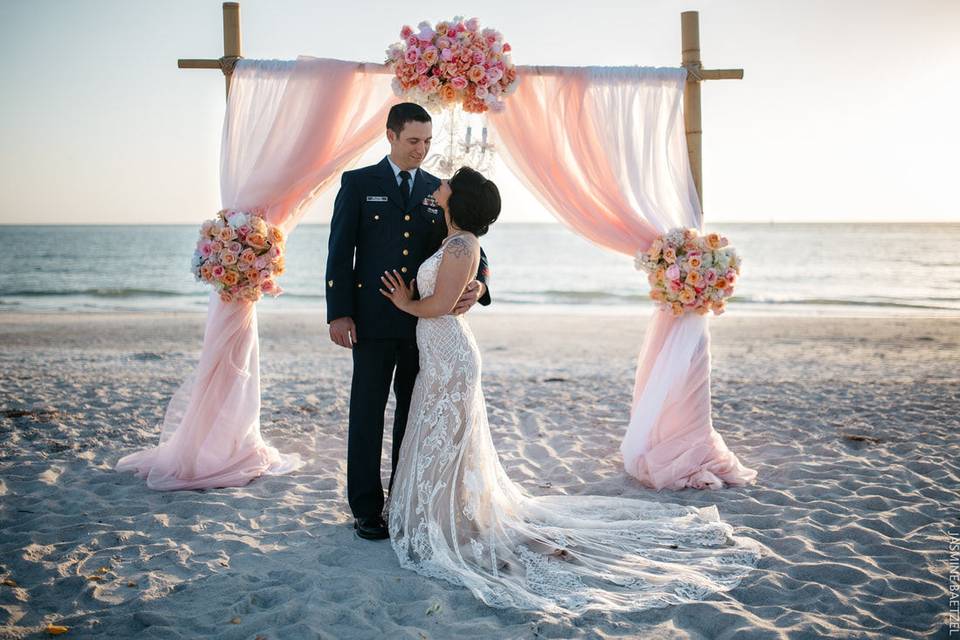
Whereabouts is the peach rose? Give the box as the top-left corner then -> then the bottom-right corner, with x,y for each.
671,302 -> 684,317
695,304 -> 710,316
200,265 -> 213,281
244,269 -> 260,283
219,291 -> 235,303
715,277 -> 728,289
247,233 -> 267,249
663,247 -> 677,264
218,226 -> 237,242
685,270 -> 701,286
650,289 -> 666,302
712,300 -> 726,315
222,270 -> 239,286
706,233 -> 722,249
421,46 -> 439,66
219,251 -> 238,266
438,83 -> 457,103
467,65 -> 485,83
680,286 -> 696,304
687,253 -> 702,269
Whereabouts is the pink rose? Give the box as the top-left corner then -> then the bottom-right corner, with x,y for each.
486,67 -> 503,83
198,240 -> 214,257
441,48 -> 454,62
475,85 -> 488,99
211,265 -> 226,279
472,51 -> 485,64
447,29 -> 456,38
451,76 -> 468,90
669,279 -> 683,293
406,35 -> 419,48
415,60 -> 428,75
254,257 -> 268,270
404,48 -> 419,64
666,264 -> 681,281
228,241 -> 242,254
259,270 -> 273,284
704,268 -> 718,285
465,17 -> 480,32
400,25 -> 414,39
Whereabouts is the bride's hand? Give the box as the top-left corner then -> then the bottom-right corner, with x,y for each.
380,269 -> 414,311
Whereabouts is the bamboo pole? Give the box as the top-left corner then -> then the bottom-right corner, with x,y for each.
681,11 -> 704,208
222,2 -> 242,100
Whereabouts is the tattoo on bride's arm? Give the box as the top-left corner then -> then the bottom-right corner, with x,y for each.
448,236 -> 471,258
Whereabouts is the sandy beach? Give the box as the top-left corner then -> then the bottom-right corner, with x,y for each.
0,311 -> 957,639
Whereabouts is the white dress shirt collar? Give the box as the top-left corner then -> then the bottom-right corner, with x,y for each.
386,155 -> 418,186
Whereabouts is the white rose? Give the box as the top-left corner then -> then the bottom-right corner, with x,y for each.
227,212 -> 249,229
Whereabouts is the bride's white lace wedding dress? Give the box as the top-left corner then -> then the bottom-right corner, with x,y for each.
388,235 -> 762,613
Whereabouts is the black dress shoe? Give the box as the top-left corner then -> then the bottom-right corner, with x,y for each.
354,516 -> 389,540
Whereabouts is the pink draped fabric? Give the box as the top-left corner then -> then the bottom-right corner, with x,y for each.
117,57 -> 395,490
490,66 -> 756,490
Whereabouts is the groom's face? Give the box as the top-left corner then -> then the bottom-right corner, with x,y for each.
387,120 -> 432,170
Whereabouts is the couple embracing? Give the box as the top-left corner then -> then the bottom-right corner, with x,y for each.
325,103 -> 760,613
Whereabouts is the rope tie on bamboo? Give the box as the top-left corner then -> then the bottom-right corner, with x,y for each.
220,55 -> 243,75
682,62 -> 703,82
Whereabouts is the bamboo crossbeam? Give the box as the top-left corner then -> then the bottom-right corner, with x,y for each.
700,69 -> 743,80
177,59 -> 222,69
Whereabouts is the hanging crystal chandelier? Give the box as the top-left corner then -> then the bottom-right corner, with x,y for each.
422,105 -> 496,179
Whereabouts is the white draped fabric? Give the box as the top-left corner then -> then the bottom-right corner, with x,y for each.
117,58 -> 395,490
490,66 -> 756,489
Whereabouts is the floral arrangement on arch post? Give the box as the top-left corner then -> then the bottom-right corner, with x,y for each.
191,209 -> 286,303
635,228 -> 741,317
385,17 -> 518,113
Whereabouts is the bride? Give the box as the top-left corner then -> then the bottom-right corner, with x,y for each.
379,167 -> 761,613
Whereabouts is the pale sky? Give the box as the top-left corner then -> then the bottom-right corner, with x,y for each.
0,0 -> 957,224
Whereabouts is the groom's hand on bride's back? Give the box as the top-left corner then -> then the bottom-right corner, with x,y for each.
329,317 -> 357,349
451,280 -> 485,315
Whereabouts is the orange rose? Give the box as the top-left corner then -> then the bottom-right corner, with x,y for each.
706,233 -> 722,249
685,270 -> 701,286
244,269 -> 260,283
269,227 -> 284,244
715,277 -> 728,289
247,232 -> 267,249
222,270 -> 239,286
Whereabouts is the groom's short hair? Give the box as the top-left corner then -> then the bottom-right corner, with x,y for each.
387,103 -> 432,135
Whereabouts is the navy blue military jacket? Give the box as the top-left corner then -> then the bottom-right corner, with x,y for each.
325,157 -> 492,340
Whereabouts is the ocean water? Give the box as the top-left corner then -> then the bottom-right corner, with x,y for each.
1,223 -> 958,317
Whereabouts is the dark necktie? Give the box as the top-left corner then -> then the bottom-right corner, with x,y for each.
399,170 -> 411,209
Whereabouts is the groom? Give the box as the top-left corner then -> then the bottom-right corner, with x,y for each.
325,102 -> 492,540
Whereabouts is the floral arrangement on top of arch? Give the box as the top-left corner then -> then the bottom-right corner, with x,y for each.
385,17 -> 518,113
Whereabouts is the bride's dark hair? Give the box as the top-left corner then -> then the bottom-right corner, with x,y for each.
447,166 -> 501,237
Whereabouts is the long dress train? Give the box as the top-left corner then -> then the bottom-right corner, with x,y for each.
388,236 -> 762,613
